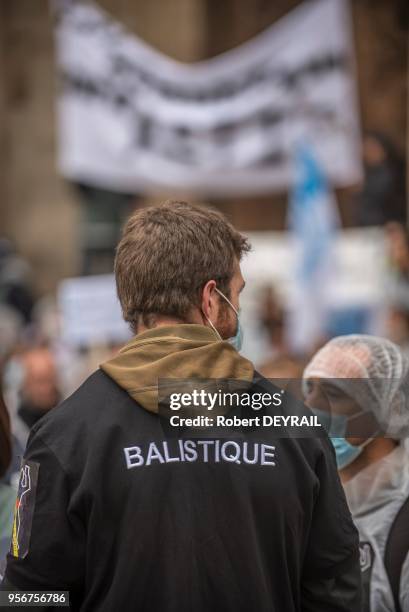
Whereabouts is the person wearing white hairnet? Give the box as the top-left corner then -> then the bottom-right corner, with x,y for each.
303,334 -> 409,612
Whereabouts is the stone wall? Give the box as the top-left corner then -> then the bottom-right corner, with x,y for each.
0,1 -> 80,295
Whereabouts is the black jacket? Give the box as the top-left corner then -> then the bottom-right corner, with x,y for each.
1,370 -> 361,611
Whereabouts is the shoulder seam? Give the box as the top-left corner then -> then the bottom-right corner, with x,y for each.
27,429 -> 69,478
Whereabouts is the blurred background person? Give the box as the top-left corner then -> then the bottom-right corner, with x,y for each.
0,305 -> 22,374
0,386 -> 16,574
3,347 -> 62,486
10,347 -> 61,449
384,222 -> 409,307
383,223 -> 409,357
256,284 -> 306,378
354,132 -> 406,227
384,307 -> 409,357
258,285 -> 287,359
0,238 -> 34,328
303,334 -> 409,612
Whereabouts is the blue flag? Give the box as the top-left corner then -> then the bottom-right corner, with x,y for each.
287,143 -> 339,354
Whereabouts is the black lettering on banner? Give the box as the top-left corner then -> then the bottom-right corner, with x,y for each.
137,114 -> 153,149
58,50 -> 348,105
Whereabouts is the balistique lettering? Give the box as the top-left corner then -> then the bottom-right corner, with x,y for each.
123,440 -> 276,469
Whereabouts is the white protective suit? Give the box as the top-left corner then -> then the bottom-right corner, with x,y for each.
304,335 -> 409,612
344,445 -> 409,611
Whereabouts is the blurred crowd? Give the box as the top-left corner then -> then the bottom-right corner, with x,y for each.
0,237 -> 115,496
1,222 -> 409,454
0,133 -> 408,483
0,130 -> 408,604
256,219 -> 409,380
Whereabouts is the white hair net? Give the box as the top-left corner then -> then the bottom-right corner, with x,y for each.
303,334 -> 409,438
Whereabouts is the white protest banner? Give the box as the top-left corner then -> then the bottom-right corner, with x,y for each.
54,0 -> 362,196
58,274 -> 131,347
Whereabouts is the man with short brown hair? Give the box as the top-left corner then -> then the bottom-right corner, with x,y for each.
1,201 -> 361,611
115,200 -> 250,334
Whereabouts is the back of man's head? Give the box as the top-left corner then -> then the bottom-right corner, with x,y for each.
115,200 -> 250,332
20,348 -> 60,413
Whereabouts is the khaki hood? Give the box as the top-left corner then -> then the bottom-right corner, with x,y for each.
101,324 -> 254,414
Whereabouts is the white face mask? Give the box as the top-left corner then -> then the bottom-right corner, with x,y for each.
204,288 -> 243,352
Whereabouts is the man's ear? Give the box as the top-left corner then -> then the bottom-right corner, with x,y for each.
201,280 -> 218,320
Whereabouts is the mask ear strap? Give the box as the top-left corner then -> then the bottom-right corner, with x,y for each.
359,431 -> 381,450
348,409 -> 371,422
204,313 -> 222,341
215,288 -> 239,317
347,410 -> 382,442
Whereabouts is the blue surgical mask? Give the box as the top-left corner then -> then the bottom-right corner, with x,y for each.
331,437 -> 363,470
204,288 -> 243,352
313,407 -> 375,470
